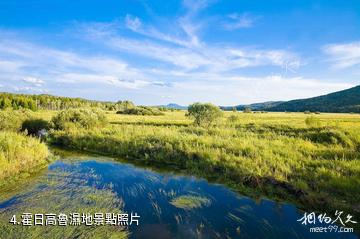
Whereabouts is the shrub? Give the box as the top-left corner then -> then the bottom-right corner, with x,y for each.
52,108 -> 107,130
117,106 -> 164,116
0,109 -> 31,132
186,103 -> 223,127
21,118 -> 51,136
305,116 -> 322,127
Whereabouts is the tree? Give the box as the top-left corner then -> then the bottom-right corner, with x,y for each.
186,103 -> 223,127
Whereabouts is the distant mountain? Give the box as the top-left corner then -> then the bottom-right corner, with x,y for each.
222,85 -> 360,113
221,101 -> 283,111
267,85 -> 360,113
159,103 -> 188,110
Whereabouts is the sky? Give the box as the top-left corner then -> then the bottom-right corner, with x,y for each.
0,0 -> 359,105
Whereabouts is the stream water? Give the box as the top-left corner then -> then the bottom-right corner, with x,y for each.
0,153 -> 358,239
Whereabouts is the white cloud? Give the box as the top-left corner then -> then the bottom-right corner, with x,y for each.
0,60 -> 24,72
0,38 -> 161,91
122,12 -> 202,48
0,34 -> 351,105
57,73 -> 153,89
83,23 -> 300,72
182,0 -> 210,14
224,13 -> 257,30
224,48 -> 300,70
105,37 -> 209,69
125,14 -> 142,31
13,86 -> 48,93
22,77 -> 44,87
172,74 -> 354,105
0,2 -> 353,106
323,41 -> 360,69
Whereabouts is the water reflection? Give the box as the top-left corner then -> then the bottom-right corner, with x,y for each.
0,155 -> 358,239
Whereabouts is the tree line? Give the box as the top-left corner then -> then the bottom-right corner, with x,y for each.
0,93 -> 135,111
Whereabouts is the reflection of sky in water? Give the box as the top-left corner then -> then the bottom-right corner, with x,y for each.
1,156 -> 359,239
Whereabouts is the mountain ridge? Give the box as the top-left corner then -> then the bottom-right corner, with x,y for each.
222,85 -> 360,113
267,85 -> 360,113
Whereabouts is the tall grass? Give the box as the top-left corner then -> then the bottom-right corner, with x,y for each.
0,131 -> 49,184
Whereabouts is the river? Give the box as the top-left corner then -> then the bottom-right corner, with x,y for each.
0,152 -> 358,239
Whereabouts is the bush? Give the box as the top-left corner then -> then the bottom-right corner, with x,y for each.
52,108 -> 107,130
0,109 -> 31,132
305,116 -> 322,127
21,118 -> 51,136
186,103 -> 223,127
117,106 -> 164,116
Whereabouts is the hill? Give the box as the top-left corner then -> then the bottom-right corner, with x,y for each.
221,101 -> 283,111
159,103 -> 188,110
267,85 -> 360,113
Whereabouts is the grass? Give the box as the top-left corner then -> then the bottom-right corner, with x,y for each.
170,195 -> 211,210
47,110 -> 360,220
0,131 -> 50,186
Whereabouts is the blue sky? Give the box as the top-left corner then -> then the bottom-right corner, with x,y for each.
0,0 -> 359,105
